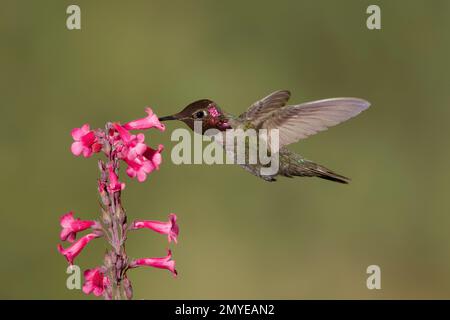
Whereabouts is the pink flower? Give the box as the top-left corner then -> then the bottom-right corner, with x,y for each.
124,157 -> 153,182
129,249 -> 177,277
113,123 -> 133,144
132,213 -> 179,243
111,123 -> 163,183
71,124 -> 102,157
143,144 -> 163,171
113,123 -> 148,160
123,107 -> 165,131
83,267 -> 110,297
107,165 -> 125,193
57,233 -> 100,265
60,211 -> 97,243
126,134 -> 148,160
124,144 -> 163,182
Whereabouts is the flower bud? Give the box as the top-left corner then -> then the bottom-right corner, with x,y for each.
117,208 -> 126,224
105,284 -> 113,300
123,277 -> 133,300
116,258 -> 123,271
104,253 -> 113,268
110,252 -> 117,264
102,208 -> 112,227
98,160 -> 105,173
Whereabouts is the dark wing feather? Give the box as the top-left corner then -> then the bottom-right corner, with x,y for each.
260,98 -> 370,148
239,90 -> 291,123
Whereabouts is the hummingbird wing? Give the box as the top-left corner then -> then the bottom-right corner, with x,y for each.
239,90 -> 291,123
260,98 -> 370,148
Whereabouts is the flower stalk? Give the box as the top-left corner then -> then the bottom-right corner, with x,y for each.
57,109 -> 178,300
98,124 -> 129,299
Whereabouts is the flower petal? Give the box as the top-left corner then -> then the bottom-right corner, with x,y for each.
71,142 -> 84,156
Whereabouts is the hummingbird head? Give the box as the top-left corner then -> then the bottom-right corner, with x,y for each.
159,99 -> 231,134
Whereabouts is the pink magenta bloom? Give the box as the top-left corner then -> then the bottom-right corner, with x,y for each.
126,133 -> 147,160
113,123 -> 148,160
60,211 -> 96,243
129,249 -> 177,277
71,124 -> 102,157
83,267 -> 110,297
112,123 -> 163,182
124,157 -> 153,182
143,144 -> 163,170
107,165 -> 125,193
132,213 -> 179,243
113,123 -> 133,145
123,107 -> 165,131
57,233 -> 100,265
125,145 -> 163,182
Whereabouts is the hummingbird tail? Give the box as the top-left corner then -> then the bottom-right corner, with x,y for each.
288,161 -> 350,184
314,169 -> 350,184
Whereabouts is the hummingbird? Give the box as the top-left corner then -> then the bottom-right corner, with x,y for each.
159,90 -> 370,183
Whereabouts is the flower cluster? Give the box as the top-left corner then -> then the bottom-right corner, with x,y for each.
57,108 -> 179,299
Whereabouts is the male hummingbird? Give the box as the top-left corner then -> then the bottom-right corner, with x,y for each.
159,90 -> 370,183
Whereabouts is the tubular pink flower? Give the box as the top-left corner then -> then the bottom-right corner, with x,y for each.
57,233 -> 100,265
83,267 -> 110,297
107,165 -> 125,193
126,133 -> 148,161
143,144 -> 163,170
113,123 -> 148,161
60,211 -> 97,243
112,123 -> 163,182
132,213 -> 179,243
113,123 -> 133,144
123,107 -> 165,131
129,249 -> 177,277
71,124 -> 102,157
124,145 -> 163,183
124,156 -> 153,182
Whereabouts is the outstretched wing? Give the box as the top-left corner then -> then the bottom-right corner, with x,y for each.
239,90 -> 291,123
260,98 -> 370,148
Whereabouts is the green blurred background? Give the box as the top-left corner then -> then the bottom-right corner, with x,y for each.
1,0 -> 450,299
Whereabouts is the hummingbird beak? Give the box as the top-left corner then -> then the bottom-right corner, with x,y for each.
158,115 -> 177,121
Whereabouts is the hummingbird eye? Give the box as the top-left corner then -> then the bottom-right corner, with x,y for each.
193,110 -> 207,119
